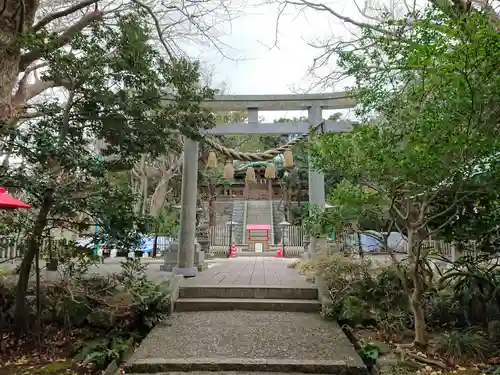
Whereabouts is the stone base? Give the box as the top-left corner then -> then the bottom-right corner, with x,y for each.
197,262 -> 208,272
194,248 -> 205,266
160,263 -> 176,272
173,266 -> 197,278
161,245 -> 179,272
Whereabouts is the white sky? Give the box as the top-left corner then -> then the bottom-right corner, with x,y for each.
179,0 -> 361,121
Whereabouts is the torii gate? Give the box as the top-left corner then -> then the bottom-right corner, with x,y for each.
167,92 -> 356,277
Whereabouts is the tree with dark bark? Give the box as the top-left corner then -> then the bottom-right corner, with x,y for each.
310,6 -> 500,347
0,10 -> 214,333
0,0 -> 239,129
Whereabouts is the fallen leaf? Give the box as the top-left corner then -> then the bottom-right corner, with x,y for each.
14,357 -> 28,365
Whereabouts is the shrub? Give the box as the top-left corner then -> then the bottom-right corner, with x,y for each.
74,337 -> 132,369
425,290 -> 464,330
435,329 -> 490,364
298,253 -> 485,339
293,260 -> 316,281
365,264 -> 412,310
488,320 -> 500,346
0,258 -> 170,335
442,257 -> 500,327
337,295 -> 378,326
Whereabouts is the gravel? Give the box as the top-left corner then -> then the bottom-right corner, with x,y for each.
127,311 -> 363,365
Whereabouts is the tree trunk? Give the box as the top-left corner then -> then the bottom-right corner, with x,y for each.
0,1 -> 39,124
14,189 -> 54,334
0,46 -> 21,122
152,233 -> 158,258
356,230 -> 364,259
407,228 -> 427,347
46,236 -> 58,271
208,190 -> 216,226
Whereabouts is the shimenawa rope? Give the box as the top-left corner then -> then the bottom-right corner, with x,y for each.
202,120 -> 325,162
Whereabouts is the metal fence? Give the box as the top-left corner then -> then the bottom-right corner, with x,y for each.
0,236 -> 22,261
279,226 -> 304,247
209,225 -> 230,246
0,235 -> 65,261
209,225 -> 305,247
326,232 -> 482,262
0,235 -> 173,261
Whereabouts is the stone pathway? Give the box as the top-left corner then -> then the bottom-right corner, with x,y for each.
124,311 -> 366,374
123,258 -> 367,375
182,258 -> 310,286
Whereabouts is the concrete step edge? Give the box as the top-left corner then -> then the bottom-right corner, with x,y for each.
123,373 -> 339,375
176,298 -> 320,304
178,287 -> 318,300
174,298 -> 321,312
123,373 -> 335,375
123,357 -> 367,374
179,285 -> 317,290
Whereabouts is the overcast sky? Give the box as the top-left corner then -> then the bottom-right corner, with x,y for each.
180,0 -> 362,121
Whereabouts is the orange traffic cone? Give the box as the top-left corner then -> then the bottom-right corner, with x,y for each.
230,243 -> 238,258
275,240 -> 282,257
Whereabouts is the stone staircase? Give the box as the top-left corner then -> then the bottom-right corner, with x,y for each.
246,200 -> 273,240
122,259 -> 367,375
231,200 -> 245,244
272,200 -> 286,244
175,284 -> 320,312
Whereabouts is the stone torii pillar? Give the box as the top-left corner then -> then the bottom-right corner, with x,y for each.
307,104 -> 326,258
172,137 -> 199,277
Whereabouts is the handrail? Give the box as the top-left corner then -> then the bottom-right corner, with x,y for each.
242,200 -> 248,245
269,200 -> 275,246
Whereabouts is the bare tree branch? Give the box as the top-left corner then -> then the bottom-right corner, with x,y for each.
130,0 -> 174,60
20,9 -> 104,71
32,0 -> 101,31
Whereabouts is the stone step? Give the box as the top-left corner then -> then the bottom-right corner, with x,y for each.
124,358 -> 363,374
124,373 -> 336,375
123,311 -> 366,375
174,298 -> 321,312
179,285 -> 318,300
125,372 -> 334,375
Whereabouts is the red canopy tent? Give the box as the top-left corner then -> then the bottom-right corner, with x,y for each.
0,187 -> 31,209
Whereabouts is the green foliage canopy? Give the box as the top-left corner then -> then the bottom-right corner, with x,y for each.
311,7 -> 500,236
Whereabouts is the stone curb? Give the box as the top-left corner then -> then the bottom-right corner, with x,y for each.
315,276 -> 334,310
123,357 -> 367,374
168,274 -> 184,315
101,360 -> 118,375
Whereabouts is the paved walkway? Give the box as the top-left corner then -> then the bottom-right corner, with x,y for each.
182,257 -> 311,287
124,311 -> 366,374
123,258 -> 366,374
